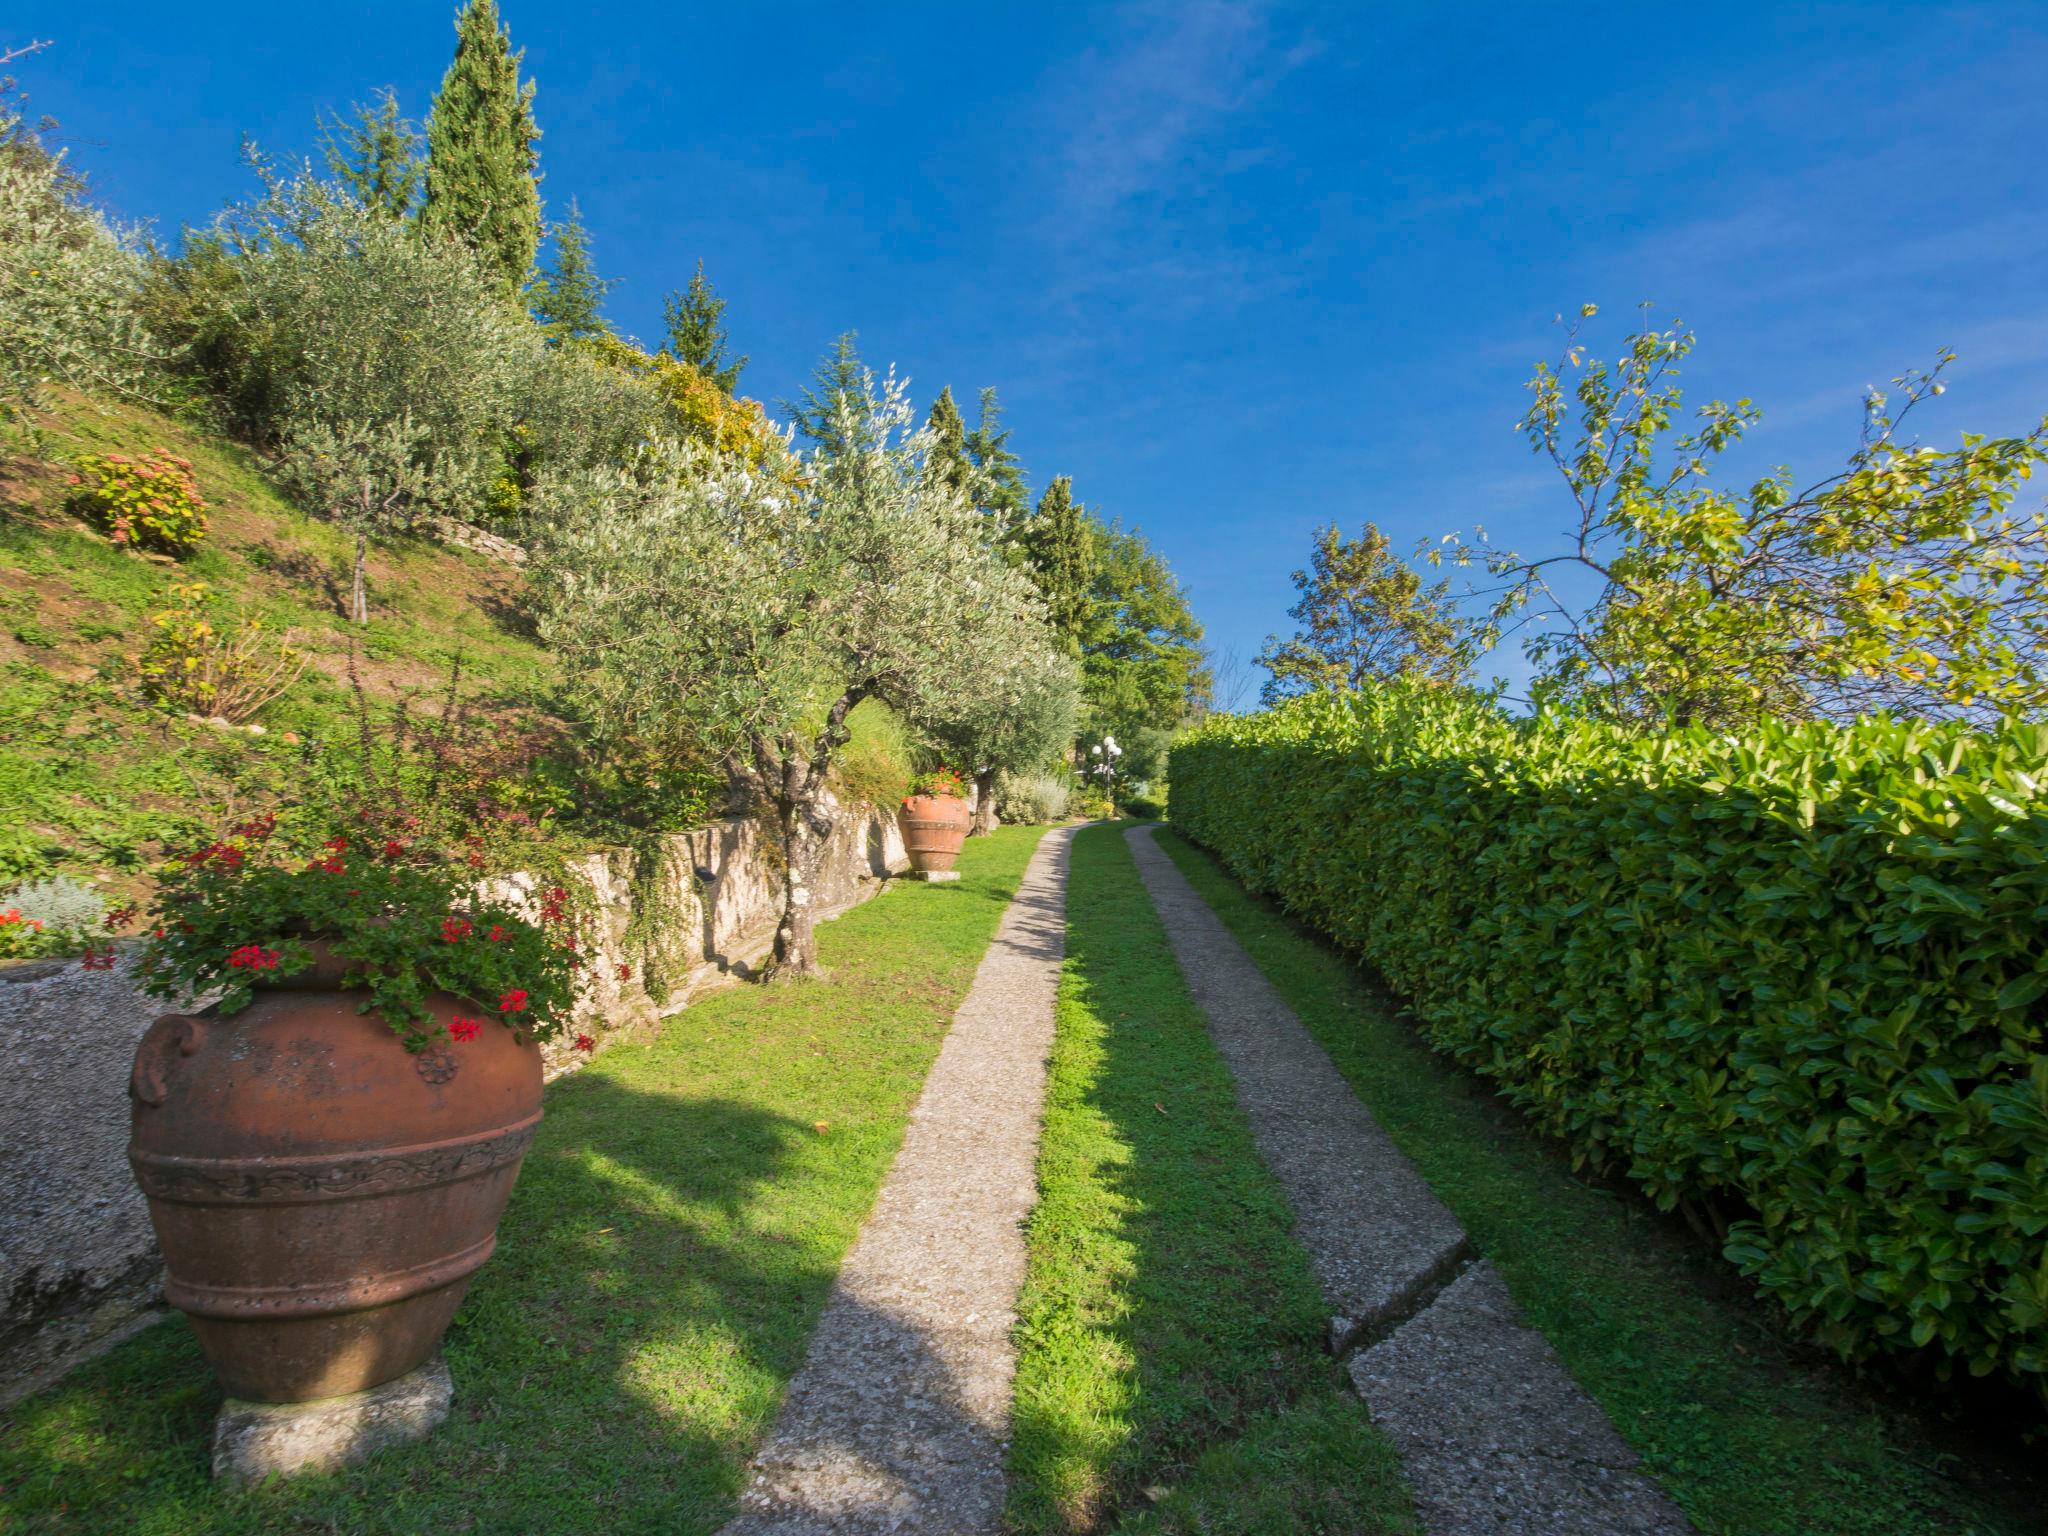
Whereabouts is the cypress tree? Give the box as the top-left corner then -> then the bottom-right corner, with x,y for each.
1027,475 -> 1094,646
784,332 -> 876,458
662,260 -> 747,392
321,88 -> 423,219
966,387 -> 1030,544
926,386 -> 971,495
530,199 -> 612,343
419,0 -> 541,294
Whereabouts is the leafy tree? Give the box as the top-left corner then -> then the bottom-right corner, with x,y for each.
925,385 -> 971,495
926,639 -> 1080,835
1025,475 -> 1093,645
966,386 -> 1030,544
319,88 -> 422,220
1459,306 -> 2048,727
0,101 -> 160,429
1081,519 -> 1209,738
419,0 -> 541,294
529,199 -> 612,344
280,414 -> 443,624
1257,521 -> 1469,705
783,330 -> 880,458
530,365 -> 1046,976
207,177 -> 537,618
661,259 -> 746,392
566,331 -> 785,468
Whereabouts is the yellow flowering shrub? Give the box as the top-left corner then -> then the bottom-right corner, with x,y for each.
66,451 -> 209,557
136,581 -> 305,724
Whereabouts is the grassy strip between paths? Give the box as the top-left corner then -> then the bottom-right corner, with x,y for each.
0,826 -> 1047,1535
1006,823 -> 1416,1536
1152,826 -> 2043,1536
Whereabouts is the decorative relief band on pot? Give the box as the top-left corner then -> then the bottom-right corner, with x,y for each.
164,1233 -> 500,1320
128,1112 -> 542,1204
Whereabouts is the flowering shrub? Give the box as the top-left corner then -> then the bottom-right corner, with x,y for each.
138,814 -> 583,1052
0,874 -> 106,959
66,451 -> 209,556
135,581 -> 305,722
907,766 -> 968,800
0,906 -> 52,959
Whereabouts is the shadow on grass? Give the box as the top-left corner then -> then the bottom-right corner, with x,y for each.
1005,825 -> 1413,1536
0,1079 -> 831,1536
1149,825 -> 2048,1536
3,826 -> 1055,1536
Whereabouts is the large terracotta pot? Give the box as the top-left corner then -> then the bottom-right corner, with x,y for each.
899,793 -> 971,873
127,958 -> 542,1403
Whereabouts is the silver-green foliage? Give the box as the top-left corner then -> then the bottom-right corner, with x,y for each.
1172,681 -> 2048,1403
995,771 -> 1071,825
210,176 -> 537,516
2,873 -> 105,936
0,114 -> 162,425
529,367 -> 1054,972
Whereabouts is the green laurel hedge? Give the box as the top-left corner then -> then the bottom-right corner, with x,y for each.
1170,682 -> 2048,1401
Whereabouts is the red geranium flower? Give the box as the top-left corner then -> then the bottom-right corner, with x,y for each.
383,840 -> 405,860
448,1017 -> 482,1042
498,989 -> 530,1015
226,944 -> 281,971
487,924 -> 509,942
617,962 -> 632,981
441,916 -> 472,943
324,835 -> 349,853
574,1033 -> 595,1052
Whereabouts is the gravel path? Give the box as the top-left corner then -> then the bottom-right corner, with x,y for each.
722,826 -> 1074,1536
1126,826 -> 1691,1536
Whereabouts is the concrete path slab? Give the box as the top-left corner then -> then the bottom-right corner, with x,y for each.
1348,1264 -> 1692,1535
723,826 -> 1074,1536
1127,826 -> 1691,1536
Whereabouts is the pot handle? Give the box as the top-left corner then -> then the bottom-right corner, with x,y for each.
131,1014 -> 207,1107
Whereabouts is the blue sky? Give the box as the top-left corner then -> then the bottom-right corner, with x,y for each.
14,2 -> 2048,701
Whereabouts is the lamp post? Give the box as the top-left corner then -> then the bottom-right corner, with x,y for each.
1088,735 -> 1123,817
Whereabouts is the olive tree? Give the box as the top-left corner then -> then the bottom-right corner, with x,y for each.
529,366 -> 1050,976
186,176 -> 538,619
0,107 -> 163,429
925,641 -> 1079,835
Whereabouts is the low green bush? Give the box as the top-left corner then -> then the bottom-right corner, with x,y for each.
994,769 -> 1070,824
1171,681 -> 2048,1403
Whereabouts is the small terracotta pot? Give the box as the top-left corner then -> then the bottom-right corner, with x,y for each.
899,793 -> 971,873
127,956 -> 542,1403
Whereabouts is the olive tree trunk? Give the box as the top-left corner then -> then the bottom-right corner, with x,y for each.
970,767 -> 999,837
756,691 -> 863,979
770,792 -> 832,978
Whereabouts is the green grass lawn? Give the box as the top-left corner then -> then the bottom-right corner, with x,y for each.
0,826 -> 1046,1535
1151,826 -> 2043,1536
1006,824 -> 1416,1536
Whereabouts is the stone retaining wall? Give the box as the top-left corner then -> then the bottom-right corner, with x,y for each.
0,801 -> 906,1407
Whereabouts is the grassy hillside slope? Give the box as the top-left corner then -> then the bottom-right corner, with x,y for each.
0,394 -> 557,898
0,395 -> 908,911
